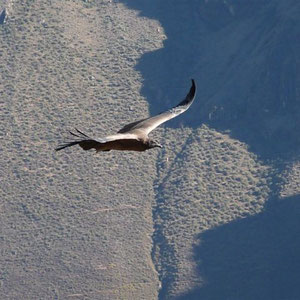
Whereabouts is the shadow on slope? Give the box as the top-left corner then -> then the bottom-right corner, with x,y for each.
177,194 -> 300,300
121,0 -> 300,159
119,1 -> 300,298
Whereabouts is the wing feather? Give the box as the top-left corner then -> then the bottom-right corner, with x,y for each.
96,133 -> 139,143
55,130 -> 139,152
56,79 -> 196,152
118,79 -> 196,136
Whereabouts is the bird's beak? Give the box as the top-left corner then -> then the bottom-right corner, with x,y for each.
156,144 -> 162,148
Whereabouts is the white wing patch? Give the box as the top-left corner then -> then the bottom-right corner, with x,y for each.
123,79 -> 196,136
96,133 -> 140,143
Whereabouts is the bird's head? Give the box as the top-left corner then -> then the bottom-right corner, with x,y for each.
148,140 -> 162,149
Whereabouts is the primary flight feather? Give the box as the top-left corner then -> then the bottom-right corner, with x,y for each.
56,79 -> 196,152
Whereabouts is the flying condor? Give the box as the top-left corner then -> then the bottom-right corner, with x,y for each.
56,79 -> 196,152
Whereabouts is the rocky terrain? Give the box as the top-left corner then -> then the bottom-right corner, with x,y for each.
1,0 -> 299,299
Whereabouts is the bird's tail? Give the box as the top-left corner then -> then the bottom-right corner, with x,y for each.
55,128 -> 91,151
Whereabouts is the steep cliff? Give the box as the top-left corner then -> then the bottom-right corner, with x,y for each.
1,1 -> 299,299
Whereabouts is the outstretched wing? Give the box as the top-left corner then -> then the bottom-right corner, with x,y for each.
118,79 -> 196,136
55,128 -> 138,151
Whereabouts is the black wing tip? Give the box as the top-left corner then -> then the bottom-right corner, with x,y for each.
184,79 -> 196,103
55,145 -> 67,151
55,141 -> 79,151
190,79 -> 196,95
55,128 -> 90,152
173,79 -> 196,109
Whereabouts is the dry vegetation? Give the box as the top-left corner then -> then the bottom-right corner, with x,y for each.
280,159 -> 300,199
0,1 -> 299,300
153,126 -> 271,298
0,1 -> 163,299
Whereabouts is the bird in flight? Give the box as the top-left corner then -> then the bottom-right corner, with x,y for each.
56,79 -> 196,152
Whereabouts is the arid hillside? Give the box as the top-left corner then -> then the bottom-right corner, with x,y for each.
1,1 -> 299,299
1,1 -> 162,299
